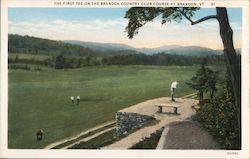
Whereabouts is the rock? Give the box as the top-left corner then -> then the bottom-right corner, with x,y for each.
116,112 -> 155,136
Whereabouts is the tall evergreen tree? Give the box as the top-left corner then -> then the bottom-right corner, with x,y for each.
186,62 -> 207,101
55,54 -> 65,69
206,67 -> 218,100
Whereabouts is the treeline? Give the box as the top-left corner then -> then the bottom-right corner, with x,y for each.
54,55 -> 101,69
9,54 -> 101,69
9,53 -> 227,70
102,53 -> 226,66
8,34 -> 97,56
8,55 -> 52,66
8,34 -> 229,69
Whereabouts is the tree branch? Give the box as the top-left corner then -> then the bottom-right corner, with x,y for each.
178,9 -> 217,25
191,15 -> 218,25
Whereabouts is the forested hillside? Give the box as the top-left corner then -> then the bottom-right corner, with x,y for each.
8,34 -> 227,70
9,34 -> 140,57
8,34 -> 97,56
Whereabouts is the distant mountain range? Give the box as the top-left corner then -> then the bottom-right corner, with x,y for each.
64,40 -> 223,57
64,40 -> 135,52
9,34 -> 230,57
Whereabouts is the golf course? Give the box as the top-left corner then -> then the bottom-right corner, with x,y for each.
9,65 -> 198,149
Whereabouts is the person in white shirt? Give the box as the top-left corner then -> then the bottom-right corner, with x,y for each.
171,81 -> 178,101
70,96 -> 74,104
76,96 -> 80,105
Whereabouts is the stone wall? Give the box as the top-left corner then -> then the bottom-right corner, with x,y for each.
116,112 -> 155,136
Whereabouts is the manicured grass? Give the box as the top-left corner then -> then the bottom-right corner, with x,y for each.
8,65 -> 201,149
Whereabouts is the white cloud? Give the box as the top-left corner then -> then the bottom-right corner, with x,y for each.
230,22 -> 242,31
8,18 -> 241,49
9,19 -> 125,41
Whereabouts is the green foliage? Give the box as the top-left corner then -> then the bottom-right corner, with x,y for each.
125,7 -> 199,38
8,53 -> 53,67
9,53 -> 101,69
8,34 -> 225,69
102,53 -> 225,66
186,61 -> 218,101
34,66 -> 42,71
55,54 -> 65,69
193,70 -> 240,149
130,128 -> 163,149
8,64 -> 43,72
206,67 -> 218,99
8,34 -> 96,56
8,64 -> 31,71
8,34 -> 140,58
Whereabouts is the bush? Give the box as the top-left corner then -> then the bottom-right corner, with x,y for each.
130,128 -> 164,149
34,66 -> 42,71
193,84 -> 240,149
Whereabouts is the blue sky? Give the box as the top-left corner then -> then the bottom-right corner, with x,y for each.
8,8 -> 242,49
9,8 -> 128,22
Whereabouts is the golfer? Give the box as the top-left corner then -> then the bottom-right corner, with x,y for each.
171,81 -> 178,101
70,96 -> 74,104
36,129 -> 44,141
76,96 -> 80,105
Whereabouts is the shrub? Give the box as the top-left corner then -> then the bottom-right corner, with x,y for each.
193,76 -> 240,149
34,66 -> 42,71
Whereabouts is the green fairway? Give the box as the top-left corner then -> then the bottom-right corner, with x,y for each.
9,65 -> 199,149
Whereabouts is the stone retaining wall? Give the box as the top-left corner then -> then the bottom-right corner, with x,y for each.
116,112 -> 155,136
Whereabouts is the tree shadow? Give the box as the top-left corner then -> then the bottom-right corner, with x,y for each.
168,100 -> 182,103
157,112 -> 181,116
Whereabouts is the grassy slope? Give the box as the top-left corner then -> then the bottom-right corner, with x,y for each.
8,65 -> 198,149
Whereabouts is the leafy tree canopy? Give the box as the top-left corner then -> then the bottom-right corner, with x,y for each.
125,7 -> 201,39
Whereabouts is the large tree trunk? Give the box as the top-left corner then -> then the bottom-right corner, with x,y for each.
216,7 -> 241,149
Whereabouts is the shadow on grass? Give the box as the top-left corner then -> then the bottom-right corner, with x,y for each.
80,97 -> 108,102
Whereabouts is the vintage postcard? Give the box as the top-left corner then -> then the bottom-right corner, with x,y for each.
0,0 -> 249,158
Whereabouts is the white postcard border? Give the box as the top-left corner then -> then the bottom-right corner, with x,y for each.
1,0 -> 249,158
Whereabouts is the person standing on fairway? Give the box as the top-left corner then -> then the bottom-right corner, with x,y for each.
70,96 -> 74,104
36,129 -> 44,141
76,96 -> 80,105
171,81 -> 178,101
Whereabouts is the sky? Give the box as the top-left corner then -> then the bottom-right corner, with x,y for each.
8,8 -> 242,49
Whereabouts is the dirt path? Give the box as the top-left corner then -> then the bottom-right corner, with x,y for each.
102,97 -> 198,149
157,121 -> 221,149
44,121 -> 115,149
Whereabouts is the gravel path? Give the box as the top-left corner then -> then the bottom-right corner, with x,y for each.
102,97 -> 198,149
159,121 -> 221,149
